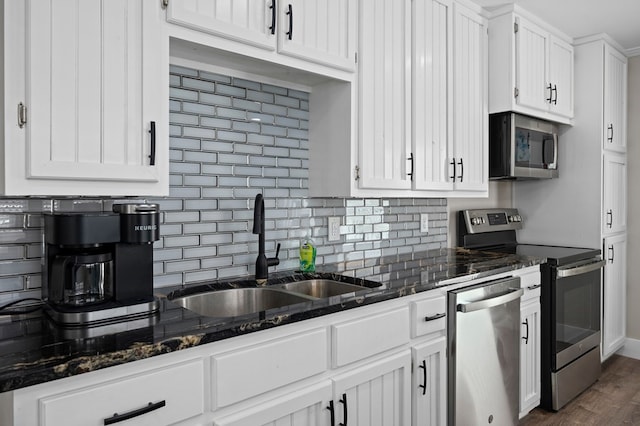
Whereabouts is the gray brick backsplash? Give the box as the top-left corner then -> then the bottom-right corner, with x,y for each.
0,66 -> 448,304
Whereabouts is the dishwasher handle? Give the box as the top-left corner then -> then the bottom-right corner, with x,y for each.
556,259 -> 605,278
457,288 -> 523,313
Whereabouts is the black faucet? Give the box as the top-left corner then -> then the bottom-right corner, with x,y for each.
253,194 -> 280,284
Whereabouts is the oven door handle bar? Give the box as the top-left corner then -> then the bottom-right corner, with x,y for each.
457,288 -> 523,313
556,259 -> 605,278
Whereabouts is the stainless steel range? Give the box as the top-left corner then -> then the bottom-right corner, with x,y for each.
458,208 -> 605,411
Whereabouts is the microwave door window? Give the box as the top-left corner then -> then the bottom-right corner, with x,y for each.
515,130 -> 530,166
516,128 -> 553,169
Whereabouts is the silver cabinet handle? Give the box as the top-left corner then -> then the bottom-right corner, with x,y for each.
457,288 -> 523,313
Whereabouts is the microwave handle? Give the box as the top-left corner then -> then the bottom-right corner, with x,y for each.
548,133 -> 558,169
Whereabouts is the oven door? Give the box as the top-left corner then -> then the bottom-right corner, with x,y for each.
551,258 -> 605,371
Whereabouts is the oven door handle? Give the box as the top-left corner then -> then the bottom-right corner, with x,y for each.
556,259 -> 605,278
457,288 -> 523,313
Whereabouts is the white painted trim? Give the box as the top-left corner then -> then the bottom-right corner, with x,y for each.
617,338 -> 640,360
627,46 -> 640,57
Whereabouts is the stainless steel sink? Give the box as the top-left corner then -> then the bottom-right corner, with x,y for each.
170,287 -> 314,317
272,279 -> 370,298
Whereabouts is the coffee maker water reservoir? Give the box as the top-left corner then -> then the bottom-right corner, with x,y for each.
44,204 -> 160,326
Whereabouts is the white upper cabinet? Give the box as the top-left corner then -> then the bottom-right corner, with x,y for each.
412,0 -> 487,196
548,35 -> 574,118
451,1 -> 488,193
603,44 -> 627,153
311,0 -> 488,198
357,0 -> 412,191
2,0 -> 169,196
166,0 -> 357,72
412,0 -> 453,192
277,0 -> 357,71
166,0 -> 277,50
513,17 -> 548,112
488,6 -> 574,124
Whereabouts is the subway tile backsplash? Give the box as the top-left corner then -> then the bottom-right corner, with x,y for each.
0,65 -> 447,305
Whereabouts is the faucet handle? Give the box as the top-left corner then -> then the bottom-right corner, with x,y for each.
268,243 -> 281,267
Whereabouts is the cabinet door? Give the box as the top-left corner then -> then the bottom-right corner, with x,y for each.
358,0 -> 412,190
23,0 -> 168,196
603,153 -> 627,235
520,297 -> 541,418
451,2 -> 487,192
332,350 -> 411,426
515,16 -> 549,112
412,0 -> 453,191
602,233 -> 627,360
412,337 -> 447,426
277,0 -> 357,71
166,0 -> 276,50
37,359 -> 204,426
603,44 -> 627,153
213,382 -> 332,426
548,35 -> 573,118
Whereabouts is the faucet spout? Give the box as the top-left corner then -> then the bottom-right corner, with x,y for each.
253,194 -> 280,284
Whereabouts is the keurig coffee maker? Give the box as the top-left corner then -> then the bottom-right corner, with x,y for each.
43,203 -> 160,326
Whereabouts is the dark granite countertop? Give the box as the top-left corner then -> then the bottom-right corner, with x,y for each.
0,248 -> 543,393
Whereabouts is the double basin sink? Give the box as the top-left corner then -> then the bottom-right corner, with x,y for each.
170,279 -> 376,318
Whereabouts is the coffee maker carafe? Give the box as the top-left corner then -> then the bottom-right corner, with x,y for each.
49,251 -> 113,306
44,204 -> 160,326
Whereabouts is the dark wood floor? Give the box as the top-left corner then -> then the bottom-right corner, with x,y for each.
520,355 -> 640,425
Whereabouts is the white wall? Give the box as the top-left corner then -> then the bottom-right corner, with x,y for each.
626,55 -> 640,340
447,181 -> 512,245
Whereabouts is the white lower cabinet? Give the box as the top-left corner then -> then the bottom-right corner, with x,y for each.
412,337 -> 447,426
332,350 -> 412,426
213,381 -> 333,426
1,267 -> 546,426
3,357 -> 205,426
519,268 -> 541,419
520,294 -> 541,418
602,232 -> 627,360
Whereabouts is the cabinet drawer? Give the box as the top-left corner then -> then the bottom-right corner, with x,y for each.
332,307 -> 410,367
519,270 -> 541,290
411,295 -> 446,338
212,328 -> 327,408
39,359 -> 204,426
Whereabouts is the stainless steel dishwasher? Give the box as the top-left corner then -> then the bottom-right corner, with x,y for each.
447,276 -> 523,426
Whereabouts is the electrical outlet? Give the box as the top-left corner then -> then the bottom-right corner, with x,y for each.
328,217 -> 341,241
420,213 -> 429,233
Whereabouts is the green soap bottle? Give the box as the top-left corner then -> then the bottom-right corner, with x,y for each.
299,238 -> 317,272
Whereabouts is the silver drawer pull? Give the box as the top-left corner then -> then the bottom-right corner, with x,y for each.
526,284 -> 541,290
424,313 -> 446,321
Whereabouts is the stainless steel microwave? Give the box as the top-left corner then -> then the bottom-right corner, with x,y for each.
489,112 -> 559,180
